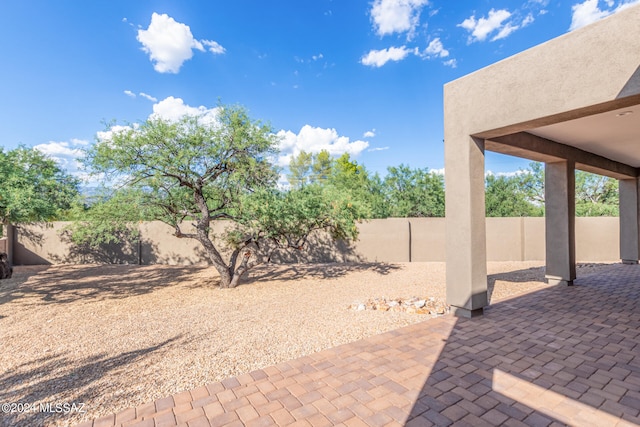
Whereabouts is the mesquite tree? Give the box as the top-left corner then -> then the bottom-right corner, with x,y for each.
85,105 -> 361,287
0,147 -> 79,265
0,147 -> 79,227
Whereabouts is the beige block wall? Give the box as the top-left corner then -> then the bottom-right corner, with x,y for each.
138,221 -> 220,265
486,218 -> 524,261
409,218 -> 446,262
575,217 -> 620,261
12,217 -> 622,265
354,218 -> 410,262
13,222 -> 138,265
523,217 -> 546,260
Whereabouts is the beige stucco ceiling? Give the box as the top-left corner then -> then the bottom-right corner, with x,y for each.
529,104 -> 640,168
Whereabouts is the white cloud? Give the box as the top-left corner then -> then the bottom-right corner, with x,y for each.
361,46 -> 415,67
570,0 -> 611,29
96,98 -> 372,181
522,13 -> 535,27
370,0 -> 430,38
569,0 -> 640,31
459,9 -> 513,43
70,138 -> 89,146
492,22 -> 520,41
137,13 -> 225,73
367,146 -> 389,152
443,59 -> 457,68
485,169 -> 530,178
296,53 -> 325,64
363,129 -> 376,138
420,38 -> 449,58
124,90 -> 136,98
33,140 -> 89,177
201,39 -> 226,54
431,168 -> 445,176
34,141 -> 84,158
150,96 -> 220,124
275,125 -> 369,167
139,92 -> 158,102
99,97 -> 220,143
277,173 -> 290,190
96,125 -> 135,144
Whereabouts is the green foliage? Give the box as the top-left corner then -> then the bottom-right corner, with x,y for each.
287,149 -> 334,188
383,165 -> 445,217
287,153 -> 446,219
85,104 -> 279,229
312,150 -> 333,184
488,162 -> 619,217
287,151 -> 380,218
62,189 -> 153,249
287,150 -> 313,188
516,161 -> 545,206
575,171 -> 618,216
364,173 -> 390,219
80,104 -> 363,287
0,146 -> 79,228
229,184 -> 364,253
485,174 -> 542,217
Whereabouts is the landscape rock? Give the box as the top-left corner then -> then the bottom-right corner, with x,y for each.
349,296 -> 450,317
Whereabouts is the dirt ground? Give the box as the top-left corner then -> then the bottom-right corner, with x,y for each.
0,261 -> 619,427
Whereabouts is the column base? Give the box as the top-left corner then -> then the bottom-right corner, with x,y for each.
451,306 -> 484,318
622,259 -> 639,265
546,277 -> 574,286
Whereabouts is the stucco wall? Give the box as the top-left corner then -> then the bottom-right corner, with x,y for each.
12,217 -> 620,265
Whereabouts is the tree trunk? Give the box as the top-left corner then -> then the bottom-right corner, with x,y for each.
1,222 -> 13,268
0,253 -> 11,279
228,250 -> 254,288
192,189 -> 235,287
191,217 -> 234,287
198,233 -> 233,287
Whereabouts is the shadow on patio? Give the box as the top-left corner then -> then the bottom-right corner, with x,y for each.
405,263 -> 640,426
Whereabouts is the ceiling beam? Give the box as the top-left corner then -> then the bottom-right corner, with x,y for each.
485,132 -> 638,179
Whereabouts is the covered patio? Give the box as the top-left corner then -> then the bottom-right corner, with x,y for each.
444,4 -> 640,318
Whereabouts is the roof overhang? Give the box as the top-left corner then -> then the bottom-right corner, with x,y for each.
444,4 -> 640,179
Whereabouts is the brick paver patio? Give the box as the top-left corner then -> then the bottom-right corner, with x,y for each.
77,264 -> 640,427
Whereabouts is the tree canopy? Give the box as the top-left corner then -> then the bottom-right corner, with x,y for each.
485,173 -> 542,217
507,162 -> 619,217
0,146 -> 79,230
383,165 -> 445,217
83,105 -> 362,287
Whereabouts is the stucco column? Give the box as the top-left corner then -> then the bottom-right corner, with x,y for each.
619,177 -> 640,264
545,161 -> 576,285
445,136 -> 488,318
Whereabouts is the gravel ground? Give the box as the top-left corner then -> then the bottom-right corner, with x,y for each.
0,261 -> 618,427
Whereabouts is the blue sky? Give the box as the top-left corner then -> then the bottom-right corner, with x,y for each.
1,0 -> 638,182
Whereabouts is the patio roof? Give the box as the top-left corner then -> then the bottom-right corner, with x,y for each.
443,4 -> 640,317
